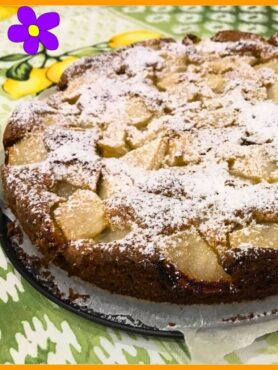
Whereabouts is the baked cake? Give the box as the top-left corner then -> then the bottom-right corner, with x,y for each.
2,30 -> 278,304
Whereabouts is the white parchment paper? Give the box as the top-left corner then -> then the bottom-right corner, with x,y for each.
184,321 -> 278,363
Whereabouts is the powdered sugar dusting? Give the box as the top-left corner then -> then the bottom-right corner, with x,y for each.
3,35 -> 278,265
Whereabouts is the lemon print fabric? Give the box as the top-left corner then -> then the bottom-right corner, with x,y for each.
1,29 -> 162,100
3,68 -> 52,99
0,6 -> 17,21
109,29 -> 161,48
1,55 -> 78,99
46,56 -> 78,84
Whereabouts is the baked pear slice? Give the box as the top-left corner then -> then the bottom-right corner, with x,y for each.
255,61 -> 278,103
54,189 -> 107,240
98,126 -> 128,158
156,72 -> 183,91
229,147 -> 278,183
229,223 -> 278,250
162,228 -> 230,282
8,134 -> 48,165
51,181 -> 78,199
98,172 -> 133,200
224,224 -> 278,283
121,137 -> 168,170
255,60 -> 278,73
95,227 -> 130,243
205,73 -> 225,93
126,97 -> 153,128
268,80 -> 278,102
166,134 -> 199,167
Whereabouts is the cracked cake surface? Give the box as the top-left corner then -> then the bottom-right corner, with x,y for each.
2,30 -> 278,304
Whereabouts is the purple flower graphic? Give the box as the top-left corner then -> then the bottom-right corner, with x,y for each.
8,6 -> 60,55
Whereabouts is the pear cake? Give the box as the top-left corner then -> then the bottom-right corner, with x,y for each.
2,30 -> 278,304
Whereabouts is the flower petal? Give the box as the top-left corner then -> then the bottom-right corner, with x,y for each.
8,24 -> 29,42
17,6 -> 37,25
23,36 -> 39,55
37,12 -> 60,31
39,30 -> 59,50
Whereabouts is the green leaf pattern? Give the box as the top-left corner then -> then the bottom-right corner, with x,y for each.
6,61 -> 32,81
0,54 -> 27,62
1,5 -> 278,364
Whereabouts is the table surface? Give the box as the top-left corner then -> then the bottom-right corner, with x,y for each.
1,5 -> 278,364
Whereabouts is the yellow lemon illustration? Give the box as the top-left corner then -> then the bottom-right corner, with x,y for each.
0,6 -> 18,21
109,30 -> 162,48
46,56 -> 78,84
3,68 -> 52,99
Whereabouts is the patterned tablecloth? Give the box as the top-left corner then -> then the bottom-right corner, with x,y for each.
1,5 -> 278,364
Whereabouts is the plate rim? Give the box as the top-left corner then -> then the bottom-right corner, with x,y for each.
0,209 -> 184,339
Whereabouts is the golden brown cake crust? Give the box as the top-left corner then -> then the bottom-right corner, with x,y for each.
2,30 -> 278,304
